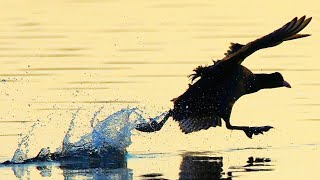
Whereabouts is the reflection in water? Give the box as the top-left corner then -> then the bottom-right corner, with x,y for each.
179,155 -> 273,179
11,163 -> 132,179
36,165 -> 52,177
8,152 -> 130,179
4,153 -> 274,179
179,156 -> 230,180
56,150 -> 127,170
230,157 -> 274,172
140,173 -> 165,180
12,165 -> 29,179
61,167 -> 132,179
11,163 -> 55,178
56,146 -> 130,179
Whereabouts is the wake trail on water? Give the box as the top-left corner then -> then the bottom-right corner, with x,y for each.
1,107 -> 168,165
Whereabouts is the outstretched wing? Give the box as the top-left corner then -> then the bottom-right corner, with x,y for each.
222,16 -> 312,64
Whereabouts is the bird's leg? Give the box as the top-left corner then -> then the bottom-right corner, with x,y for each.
225,121 -> 250,137
135,110 -> 173,132
225,120 -> 273,138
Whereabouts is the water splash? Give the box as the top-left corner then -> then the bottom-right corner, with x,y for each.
61,109 -> 81,155
58,108 -> 147,157
3,107 -> 155,165
90,106 -> 104,128
11,120 -> 41,163
92,108 -> 141,152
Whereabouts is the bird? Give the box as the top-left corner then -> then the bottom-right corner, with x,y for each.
135,16 -> 312,138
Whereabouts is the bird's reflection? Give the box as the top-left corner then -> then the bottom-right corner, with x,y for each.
179,154 -> 273,180
179,156 -> 230,180
231,157 -> 274,172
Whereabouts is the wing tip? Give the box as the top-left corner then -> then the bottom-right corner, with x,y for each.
300,16 -> 312,26
305,16 -> 312,24
283,34 -> 311,41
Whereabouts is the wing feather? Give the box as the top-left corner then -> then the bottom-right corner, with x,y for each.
222,16 -> 312,64
176,116 -> 222,134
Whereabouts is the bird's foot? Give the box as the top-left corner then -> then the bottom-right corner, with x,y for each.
244,126 -> 273,138
135,121 -> 160,132
135,110 -> 173,133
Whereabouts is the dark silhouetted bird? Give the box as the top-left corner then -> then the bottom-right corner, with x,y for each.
136,16 -> 312,138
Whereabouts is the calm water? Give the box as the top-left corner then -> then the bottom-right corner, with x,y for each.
0,0 -> 319,179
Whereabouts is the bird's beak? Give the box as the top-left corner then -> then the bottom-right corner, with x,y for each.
283,80 -> 291,88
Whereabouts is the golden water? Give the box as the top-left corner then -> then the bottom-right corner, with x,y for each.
0,0 -> 319,179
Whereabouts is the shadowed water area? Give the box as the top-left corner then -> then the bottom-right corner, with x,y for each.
0,0 -> 319,179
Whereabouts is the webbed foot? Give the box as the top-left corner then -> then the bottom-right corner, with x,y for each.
135,121 -> 160,132
135,110 -> 173,133
244,126 -> 273,138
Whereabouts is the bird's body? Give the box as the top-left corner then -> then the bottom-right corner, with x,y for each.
172,62 -> 255,133
136,16 -> 312,138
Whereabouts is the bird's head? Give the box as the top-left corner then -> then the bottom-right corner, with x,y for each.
271,72 -> 291,88
255,72 -> 291,90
